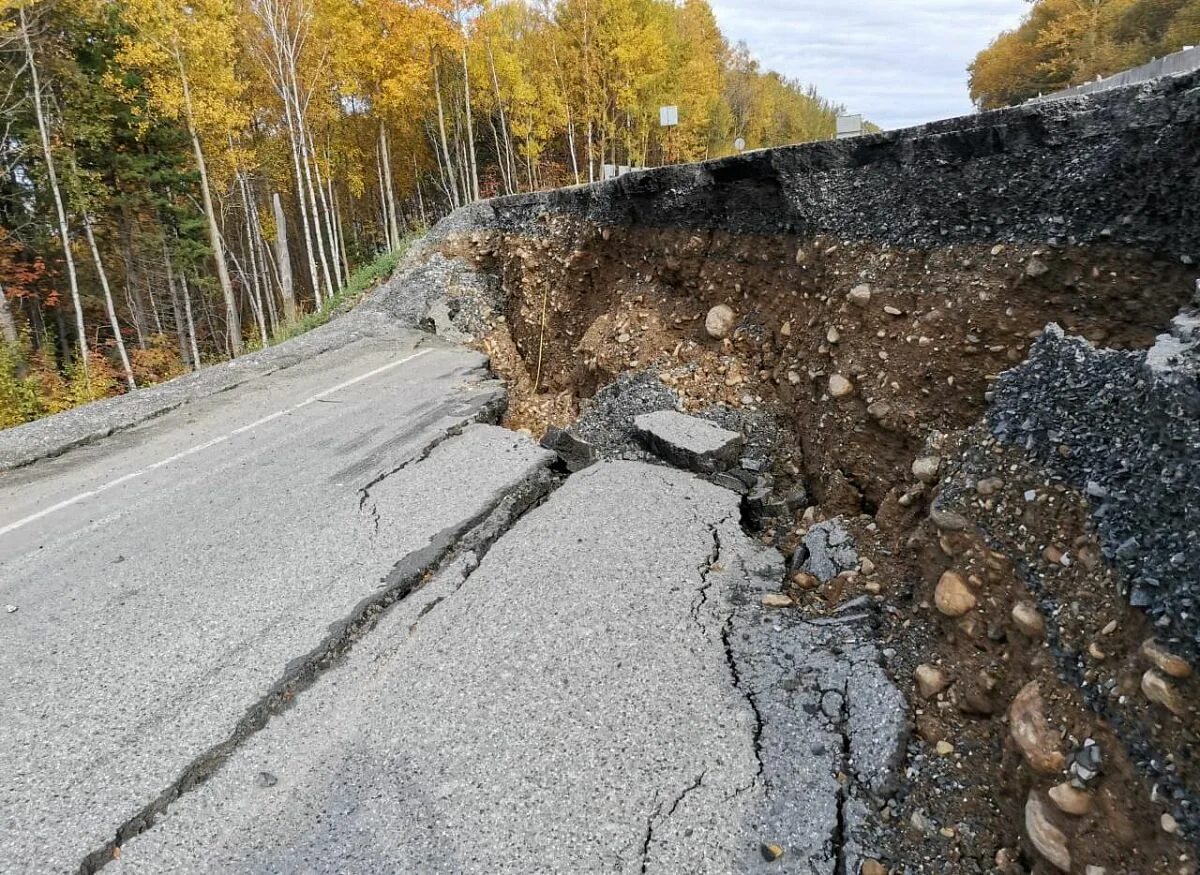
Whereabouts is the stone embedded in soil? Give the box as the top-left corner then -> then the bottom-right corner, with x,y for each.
1012,601 -> 1047,638
861,861 -> 886,875
632,410 -> 744,474
1140,669 -> 1185,716
1141,638 -> 1193,679
976,476 -> 1005,495
1009,681 -> 1067,775
914,664 -> 950,699
911,455 -> 941,483
705,304 -> 736,339
848,284 -> 872,307
934,570 -> 976,617
1025,790 -> 1072,872
829,374 -> 854,399
1025,256 -> 1051,278
1049,782 -> 1092,816
789,571 -> 820,591
929,505 -> 970,532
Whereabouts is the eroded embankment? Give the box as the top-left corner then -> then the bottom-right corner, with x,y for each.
392,70 -> 1200,875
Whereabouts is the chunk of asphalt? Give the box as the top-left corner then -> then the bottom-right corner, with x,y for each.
112,462 -> 762,873
633,409 -> 744,474
802,519 -> 859,582
540,425 -> 598,472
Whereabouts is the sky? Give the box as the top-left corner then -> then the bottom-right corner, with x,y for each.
708,0 -> 1031,130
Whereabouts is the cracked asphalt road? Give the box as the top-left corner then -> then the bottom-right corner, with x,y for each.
0,329 -> 551,873
0,323 -> 907,874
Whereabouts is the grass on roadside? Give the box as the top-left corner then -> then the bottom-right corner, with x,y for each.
271,234 -> 420,345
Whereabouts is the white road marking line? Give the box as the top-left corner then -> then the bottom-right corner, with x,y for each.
0,349 -> 434,540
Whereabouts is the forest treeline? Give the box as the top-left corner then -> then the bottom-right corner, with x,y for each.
970,0 -> 1200,108
0,0 -> 847,427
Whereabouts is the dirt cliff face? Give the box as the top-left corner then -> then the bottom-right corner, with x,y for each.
389,70 -> 1200,874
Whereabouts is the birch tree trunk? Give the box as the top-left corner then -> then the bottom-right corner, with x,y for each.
0,282 -> 17,345
163,242 -> 190,369
82,214 -> 136,390
380,124 -> 401,249
272,192 -> 298,322
181,275 -> 201,370
433,59 -> 460,208
177,54 -> 242,357
19,5 -> 88,369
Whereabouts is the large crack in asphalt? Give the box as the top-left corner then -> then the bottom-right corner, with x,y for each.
78,434 -> 556,875
356,393 -> 506,534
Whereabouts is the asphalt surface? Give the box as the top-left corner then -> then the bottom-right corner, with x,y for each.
0,328 -> 554,873
1,316 -> 906,874
112,462 -> 759,873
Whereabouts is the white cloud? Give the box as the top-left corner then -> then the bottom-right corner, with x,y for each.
709,0 -> 1030,129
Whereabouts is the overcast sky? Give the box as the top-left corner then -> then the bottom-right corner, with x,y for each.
708,0 -> 1030,130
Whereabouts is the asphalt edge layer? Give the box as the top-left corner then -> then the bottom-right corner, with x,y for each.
77,408 -> 558,874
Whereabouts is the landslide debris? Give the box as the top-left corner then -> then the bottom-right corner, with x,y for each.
407,216 -> 1199,874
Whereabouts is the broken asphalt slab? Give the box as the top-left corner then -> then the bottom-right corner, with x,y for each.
0,340 -> 553,873
113,461 -> 906,874
634,409 -> 744,473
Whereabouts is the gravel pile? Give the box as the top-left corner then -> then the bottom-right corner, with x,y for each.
988,318 -> 1200,664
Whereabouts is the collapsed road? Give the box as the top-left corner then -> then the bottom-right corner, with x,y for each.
2,68 -> 1200,875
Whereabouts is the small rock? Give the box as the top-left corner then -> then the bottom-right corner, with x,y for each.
786,370 -> 801,385
915,664 -> 950,699
762,593 -> 794,609
1069,740 -> 1103,784
1141,670 -> 1185,716
935,740 -> 955,756
1162,813 -> 1178,834
860,558 -> 876,575
1088,642 -> 1106,661
1141,639 -> 1192,679
1048,782 -> 1091,815
929,506 -> 970,532
790,571 -> 821,591
911,456 -> 941,483
1009,682 -> 1066,774
866,401 -> 892,421
934,571 -> 976,617
1012,602 -> 1046,638
829,374 -> 854,399
1025,791 -> 1071,872
760,842 -> 784,862
705,304 -> 736,339
848,284 -> 872,307
1085,867 -> 1107,875
254,771 -> 279,788
976,477 -> 1004,496
1025,257 -> 1051,279
861,861 -> 887,875
883,305 -> 903,316
827,326 -> 840,344
4,605 -> 16,614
